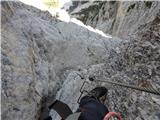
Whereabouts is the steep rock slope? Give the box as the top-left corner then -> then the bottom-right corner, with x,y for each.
54,13 -> 160,120
1,1 -> 121,120
1,1 -> 160,120
70,1 -> 160,39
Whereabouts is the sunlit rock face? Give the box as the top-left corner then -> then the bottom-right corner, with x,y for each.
55,13 -> 160,120
70,1 -> 160,39
1,1 -> 121,120
1,1 -> 160,120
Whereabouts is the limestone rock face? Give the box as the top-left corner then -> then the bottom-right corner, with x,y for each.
55,13 -> 160,119
1,1 -> 121,120
70,1 -> 160,39
1,1 -> 160,120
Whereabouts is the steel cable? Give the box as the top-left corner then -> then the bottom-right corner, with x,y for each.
95,80 -> 160,96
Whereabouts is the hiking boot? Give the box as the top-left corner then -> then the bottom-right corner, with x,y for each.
87,87 -> 108,103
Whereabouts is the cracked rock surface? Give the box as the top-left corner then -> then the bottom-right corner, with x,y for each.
1,1 -> 160,120
1,1 -> 121,120
70,1 -> 160,39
